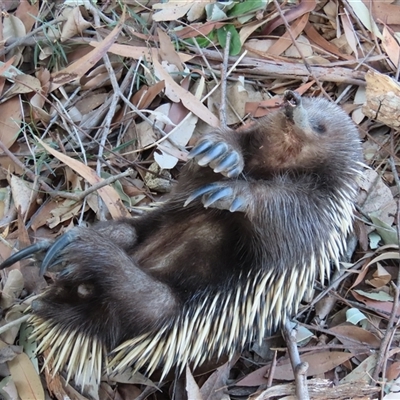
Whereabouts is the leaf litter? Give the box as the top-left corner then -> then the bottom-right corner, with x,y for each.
0,0 -> 399,399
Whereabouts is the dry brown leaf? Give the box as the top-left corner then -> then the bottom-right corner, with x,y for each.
272,351 -> 353,380
340,11 -> 358,56
239,19 -> 272,45
153,57 -> 219,128
304,23 -> 353,60
386,361 -> 400,381
175,21 -> 226,40
185,366 -> 202,400
9,175 -> 36,219
0,96 -> 22,150
157,28 -> 183,71
81,62 -> 123,90
367,263 -> 391,288
340,354 -> 378,384
60,6 -> 92,42
37,138 -> 129,219
7,73 -> 42,96
187,1 -> 211,22
30,68 -> 51,123
90,42 -> 194,63
358,169 -> 397,231
30,201 -> 60,231
267,13 -> 309,56
347,1 -> 382,39
15,0 -> 39,33
238,352 -> 353,385
382,26 -> 400,69
200,360 -> 232,400
352,290 -> 399,317
262,0 -> 317,35
0,269 -> 24,310
51,18 -> 123,91
75,92 -> 108,115
8,350 -> 44,400
47,199 -> 86,229
363,0 -> 400,26
2,15 -> 25,41
152,1 -> 193,22
284,35 -> 312,58
132,81 -> 166,109
330,325 -> 380,348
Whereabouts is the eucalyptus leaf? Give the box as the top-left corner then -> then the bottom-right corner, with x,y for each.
368,231 -> 381,249
228,0 -> 268,17
185,31 -> 216,48
354,289 -> 394,302
346,307 -> 367,325
205,3 -> 228,21
217,25 -> 242,56
370,214 -> 398,245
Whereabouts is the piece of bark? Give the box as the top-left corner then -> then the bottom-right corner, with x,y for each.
363,70 -> 400,128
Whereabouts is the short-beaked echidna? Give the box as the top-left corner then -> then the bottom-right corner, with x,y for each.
0,90 -> 363,392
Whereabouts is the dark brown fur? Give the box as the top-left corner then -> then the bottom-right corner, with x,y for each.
2,91 -> 363,389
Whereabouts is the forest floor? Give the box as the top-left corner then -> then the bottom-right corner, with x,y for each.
0,0 -> 399,399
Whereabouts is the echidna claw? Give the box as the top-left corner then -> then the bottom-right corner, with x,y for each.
213,152 -> 239,174
229,197 -> 246,212
0,240 -> 53,270
196,143 -> 229,166
189,137 -> 244,177
184,183 -> 246,213
40,230 -> 79,276
184,184 -> 218,207
203,187 -> 233,208
187,140 -> 213,159
226,166 -> 242,178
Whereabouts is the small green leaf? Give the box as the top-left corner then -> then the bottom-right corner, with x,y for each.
205,3 -> 228,21
217,25 -> 242,56
296,325 -> 314,346
346,307 -> 367,325
368,231 -> 381,249
369,214 -> 398,246
354,289 -> 394,302
185,31 -> 216,48
228,0 -> 267,17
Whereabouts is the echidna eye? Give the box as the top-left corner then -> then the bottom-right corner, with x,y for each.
313,123 -> 326,134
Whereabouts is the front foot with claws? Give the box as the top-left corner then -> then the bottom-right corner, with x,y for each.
0,220 -> 138,275
184,182 -> 247,212
188,134 -> 244,178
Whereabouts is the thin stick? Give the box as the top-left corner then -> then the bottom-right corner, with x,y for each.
0,315 -> 30,335
219,31 -> 231,128
275,1 -> 330,99
372,130 -> 400,389
283,319 -> 310,400
0,139 -> 134,202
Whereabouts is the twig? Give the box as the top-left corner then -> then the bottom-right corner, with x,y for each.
272,0 -> 330,99
0,315 -> 30,335
283,319 -> 310,400
266,350 -> 277,388
0,139 -> 134,202
89,6 -> 125,219
0,17 -> 66,57
71,168 -> 135,201
219,31 -> 231,128
0,139 -> 54,193
372,131 -> 400,387
193,38 -> 219,83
